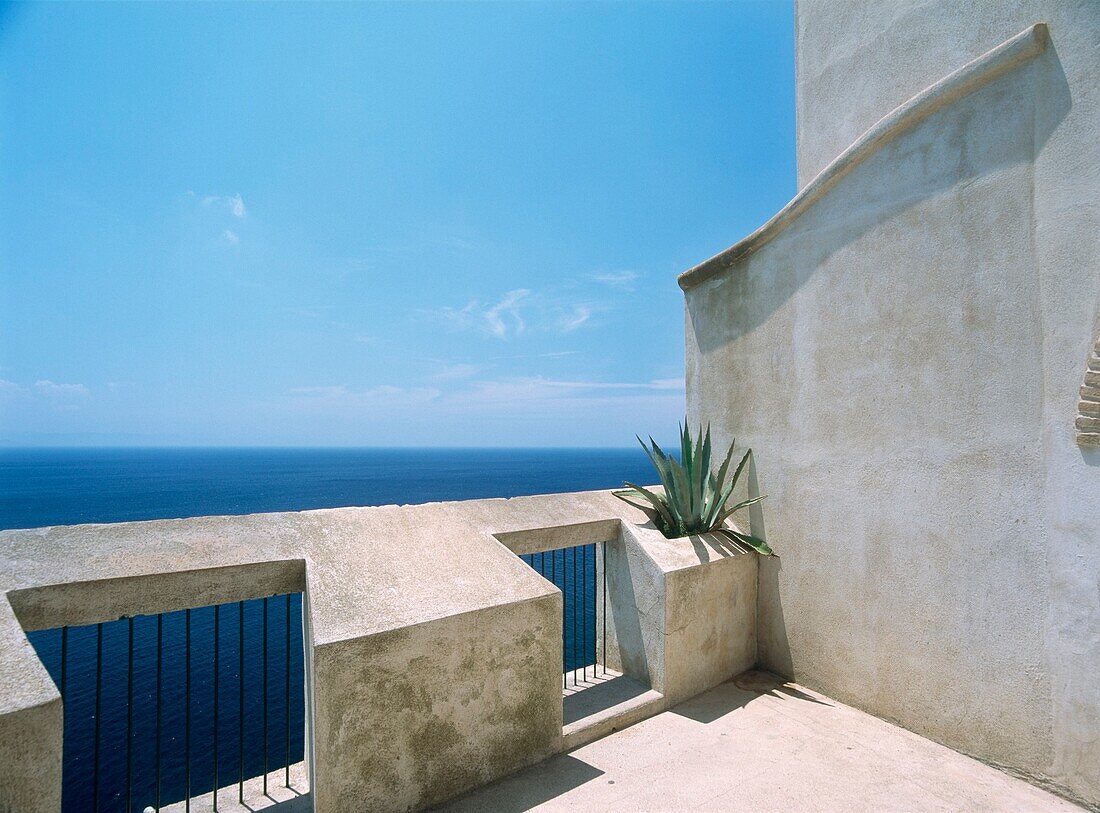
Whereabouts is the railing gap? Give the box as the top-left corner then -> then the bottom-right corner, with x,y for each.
27,593 -> 307,812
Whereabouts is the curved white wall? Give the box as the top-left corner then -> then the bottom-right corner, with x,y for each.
684,2 -> 1099,805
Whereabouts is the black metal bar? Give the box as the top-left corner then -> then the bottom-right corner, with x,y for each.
32,594 -> 313,813
213,604 -> 220,812
263,595 -> 269,795
572,545 -> 578,686
602,540 -> 607,675
285,593 -> 291,787
582,544 -> 587,681
185,608 -> 191,813
560,548 -> 565,688
239,600 -> 245,805
127,616 -> 134,813
156,613 -> 162,811
93,622 -> 102,813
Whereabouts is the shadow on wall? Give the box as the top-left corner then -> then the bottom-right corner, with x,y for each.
744,452 -> 793,678
688,41 -> 1070,355
605,533 -> 648,687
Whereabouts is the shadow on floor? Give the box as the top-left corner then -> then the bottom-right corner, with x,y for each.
671,670 -> 834,724
670,681 -> 758,724
773,684 -> 834,707
433,755 -> 604,812
563,673 -> 649,726
244,792 -> 313,813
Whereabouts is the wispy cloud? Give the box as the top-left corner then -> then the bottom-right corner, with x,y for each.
464,376 -> 683,401
34,380 -> 89,398
426,289 -> 605,338
287,384 -> 441,406
592,270 -> 639,290
483,289 -> 528,337
222,229 -> 240,245
202,193 -> 247,218
0,379 -> 89,414
0,379 -> 26,398
497,350 -> 581,360
431,363 -> 483,382
427,289 -> 530,339
271,374 -> 683,445
559,305 -> 593,332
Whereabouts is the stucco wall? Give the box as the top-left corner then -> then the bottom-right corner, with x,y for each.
684,1 -> 1099,805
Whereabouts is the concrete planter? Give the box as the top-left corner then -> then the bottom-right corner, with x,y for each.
600,521 -> 758,707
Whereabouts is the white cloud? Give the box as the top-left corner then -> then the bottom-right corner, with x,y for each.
0,379 -> 28,399
483,289 -> 528,338
34,380 -> 89,398
592,270 -> 640,290
0,379 -> 90,402
426,289 -> 607,338
431,363 -> 482,382
427,289 -> 530,339
465,376 -> 683,401
287,384 -> 441,407
276,375 -> 683,444
203,193 -> 247,218
222,229 -> 240,245
559,305 -> 593,332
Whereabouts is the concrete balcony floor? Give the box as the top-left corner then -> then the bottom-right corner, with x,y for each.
437,671 -> 1082,812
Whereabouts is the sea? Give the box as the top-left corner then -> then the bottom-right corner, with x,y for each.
1,447 -> 653,812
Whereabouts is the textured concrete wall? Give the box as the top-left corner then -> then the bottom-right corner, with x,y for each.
598,523 -> 757,706
683,1 -> 1099,805
0,598 -> 61,813
312,595 -> 562,812
0,489 -> 761,812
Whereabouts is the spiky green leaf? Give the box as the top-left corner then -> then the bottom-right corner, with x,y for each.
717,528 -> 774,556
616,482 -> 676,530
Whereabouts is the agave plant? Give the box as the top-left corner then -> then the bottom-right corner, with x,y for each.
613,422 -> 774,556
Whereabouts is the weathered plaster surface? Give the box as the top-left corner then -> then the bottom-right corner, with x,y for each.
312,596 -> 562,812
0,489 -> 759,812
684,3 -> 1099,806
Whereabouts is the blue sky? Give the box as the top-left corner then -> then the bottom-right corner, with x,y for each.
0,1 -> 794,447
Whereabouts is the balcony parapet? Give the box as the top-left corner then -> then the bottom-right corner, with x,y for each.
0,489 -> 758,813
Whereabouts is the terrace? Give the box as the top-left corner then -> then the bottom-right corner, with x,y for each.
0,491 -> 1080,813
3,2 -> 1099,812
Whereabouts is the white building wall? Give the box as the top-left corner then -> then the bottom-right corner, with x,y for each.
684,1 -> 1099,804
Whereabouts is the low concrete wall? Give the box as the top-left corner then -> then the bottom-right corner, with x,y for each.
312,595 -> 561,812
600,523 -> 757,707
0,489 -> 760,813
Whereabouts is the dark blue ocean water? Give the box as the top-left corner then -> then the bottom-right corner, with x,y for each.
3,448 -> 650,812
0,447 -> 652,530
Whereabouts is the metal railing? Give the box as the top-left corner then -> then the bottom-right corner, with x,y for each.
518,542 -> 607,688
27,593 -> 306,812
